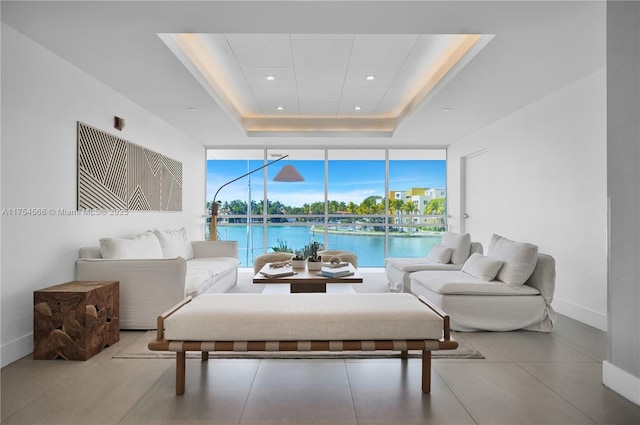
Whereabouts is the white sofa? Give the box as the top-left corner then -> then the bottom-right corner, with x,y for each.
410,234 -> 556,332
385,232 -> 483,293
76,229 -> 239,329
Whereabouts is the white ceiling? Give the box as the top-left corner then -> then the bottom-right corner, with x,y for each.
175,34 -> 468,116
163,32 -> 490,135
0,1 -> 606,148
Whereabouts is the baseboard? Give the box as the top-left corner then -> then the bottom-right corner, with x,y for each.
1,332 -> 33,368
603,361 -> 640,405
552,298 -> 607,331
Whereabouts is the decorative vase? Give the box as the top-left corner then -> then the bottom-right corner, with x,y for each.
291,259 -> 307,269
306,260 -> 322,271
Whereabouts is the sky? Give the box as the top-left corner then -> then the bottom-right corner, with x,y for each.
207,159 -> 446,208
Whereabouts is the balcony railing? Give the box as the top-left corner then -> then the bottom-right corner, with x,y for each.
205,213 -> 447,268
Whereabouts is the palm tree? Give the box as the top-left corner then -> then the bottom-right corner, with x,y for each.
328,200 -> 340,214
403,200 -> 419,232
390,199 -> 404,226
424,197 -> 447,230
425,197 -> 446,215
374,201 -> 385,215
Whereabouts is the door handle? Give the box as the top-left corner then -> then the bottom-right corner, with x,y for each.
463,213 -> 469,219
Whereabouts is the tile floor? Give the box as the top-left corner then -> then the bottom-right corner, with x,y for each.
2,270 -> 639,425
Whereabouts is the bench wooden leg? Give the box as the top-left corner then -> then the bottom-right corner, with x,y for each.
176,352 -> 186,395
202,351 -> 209,361
422,350 -> 431,394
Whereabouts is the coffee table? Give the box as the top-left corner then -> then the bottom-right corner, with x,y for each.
253,263 -> 362,293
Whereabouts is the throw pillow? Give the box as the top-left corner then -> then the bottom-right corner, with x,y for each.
488,234 -> 539,287
99,231 -> 163,259
441,232 -> 472,265
461,253 -> 504,281
153,228 -> 194,260
427,244 -> 453,264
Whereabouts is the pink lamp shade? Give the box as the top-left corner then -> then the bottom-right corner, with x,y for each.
273,165 -> 304,182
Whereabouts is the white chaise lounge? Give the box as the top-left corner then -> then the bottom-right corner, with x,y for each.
410,234 -> 556,332
148,293 -> 458,395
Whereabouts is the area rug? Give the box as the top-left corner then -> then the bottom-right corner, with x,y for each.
113,331 -> 484,360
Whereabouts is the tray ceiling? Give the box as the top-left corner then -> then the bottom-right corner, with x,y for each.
162,33 -> 492,136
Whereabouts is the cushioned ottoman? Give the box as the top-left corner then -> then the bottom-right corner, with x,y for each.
149,293 -> 458,395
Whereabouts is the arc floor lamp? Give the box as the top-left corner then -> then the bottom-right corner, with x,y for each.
209,155 -> 304,241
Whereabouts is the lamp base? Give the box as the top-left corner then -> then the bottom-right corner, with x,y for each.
209,217 -> 217,241
209,203 -> 219,241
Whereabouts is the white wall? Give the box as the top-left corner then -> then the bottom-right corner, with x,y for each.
0,24 -> 206,366
447,69 -> 607,330
604,1 -> 640,404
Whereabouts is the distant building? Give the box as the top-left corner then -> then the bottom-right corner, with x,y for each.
389,190 -> 406,201
389,187 -> 445,207
388,187 -> 446,227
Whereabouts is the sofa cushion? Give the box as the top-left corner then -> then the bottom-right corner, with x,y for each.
184,272 -> 213,297
164,293 -> 444,342
79,246 -> 103,259
385,258 -> 462,273
427,244 -> 452,264
99,231 -> 163,259
461,253 -> 504,281
441,232 -> 472,265
488,234 -> 539,287
153,228 -> 194,260
185,257 -> 240,295
187,257 -> 240,276
410,271 -> 540,296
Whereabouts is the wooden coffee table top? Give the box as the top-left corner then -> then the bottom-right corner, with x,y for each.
253,263 -> 362,285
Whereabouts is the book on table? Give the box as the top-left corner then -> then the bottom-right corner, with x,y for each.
259,265 -> 296,278
322,261 -> 350,268
317,265 -> 354,278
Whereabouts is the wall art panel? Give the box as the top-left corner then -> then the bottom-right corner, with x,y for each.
77,122 -> 182,211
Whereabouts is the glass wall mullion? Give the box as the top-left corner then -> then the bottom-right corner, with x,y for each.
262,150 -> 269,253
384,148 -> 390,259
323,149 -> 329,247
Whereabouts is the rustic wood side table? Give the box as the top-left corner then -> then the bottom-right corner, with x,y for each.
33,280 -> 119,360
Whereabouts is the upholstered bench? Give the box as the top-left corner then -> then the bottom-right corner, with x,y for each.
148,293 -> 457,395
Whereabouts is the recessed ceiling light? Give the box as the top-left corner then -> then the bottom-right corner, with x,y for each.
442,107 -> 452,112
276,106 -> 284,111
187,107 -> 197,111
366,75 -> 375,81
353,106 -> 362,111
265,75 -> 276,81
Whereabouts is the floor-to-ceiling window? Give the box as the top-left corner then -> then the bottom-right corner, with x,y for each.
206,148 -> 446,267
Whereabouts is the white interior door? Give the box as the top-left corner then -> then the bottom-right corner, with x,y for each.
462,150 -> 490,248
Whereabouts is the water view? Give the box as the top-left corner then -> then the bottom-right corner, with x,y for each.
217,225 -> 444,267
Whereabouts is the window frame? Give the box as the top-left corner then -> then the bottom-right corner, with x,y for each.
206,148 -> 447,267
